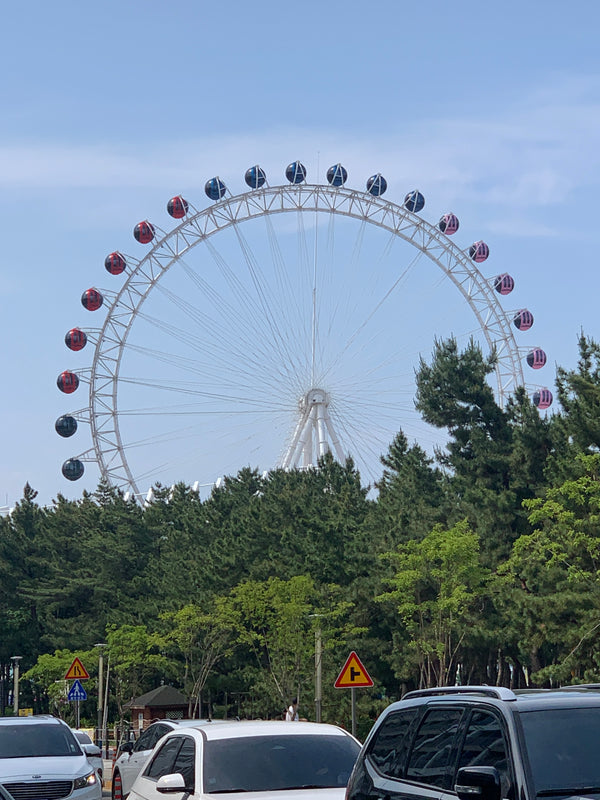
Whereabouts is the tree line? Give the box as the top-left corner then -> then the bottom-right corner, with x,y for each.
2,334 -> 600,739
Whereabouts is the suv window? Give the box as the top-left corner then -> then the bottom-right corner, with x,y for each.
405,707 -> 463,789
368,708 -> 418,778
458,709 -> 512,797
146,736 -> 184,779
520,708 -> 600,794
135,724 -> 168,753
173,738 -> 195,789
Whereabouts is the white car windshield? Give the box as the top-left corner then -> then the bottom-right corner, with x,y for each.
0,724 -> 82,758
203,734 -> 360,793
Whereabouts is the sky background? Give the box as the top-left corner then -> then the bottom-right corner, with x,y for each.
1,0 -> 599,510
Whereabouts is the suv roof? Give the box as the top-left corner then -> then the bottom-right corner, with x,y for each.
398,684 -> 600,711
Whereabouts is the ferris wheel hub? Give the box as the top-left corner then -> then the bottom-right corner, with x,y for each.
281,387 -> 345,470
300,388 -> 330,411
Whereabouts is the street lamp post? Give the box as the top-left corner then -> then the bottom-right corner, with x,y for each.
94,644 -> 106,747
11,656 -> 22,716
315,627 -> 322,723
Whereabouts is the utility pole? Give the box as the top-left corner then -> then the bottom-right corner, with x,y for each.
94,644 -> 106,747
102,656 -> 111,758
309,614 -> 324,723
315,626 -> 322,723
11,656 -> 22,716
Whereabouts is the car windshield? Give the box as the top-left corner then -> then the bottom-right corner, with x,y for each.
520,708 -> 600,795
0,724 -> 82,758
203,733 -> 360,793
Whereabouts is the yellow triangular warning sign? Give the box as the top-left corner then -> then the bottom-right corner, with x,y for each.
65,657 -> 90,681
334,650 -> 374,688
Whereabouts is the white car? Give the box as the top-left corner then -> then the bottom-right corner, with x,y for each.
128,720 -> 361,800
71,730 -> 103,783
0,715 -> 101,800
112,719 -> 214,800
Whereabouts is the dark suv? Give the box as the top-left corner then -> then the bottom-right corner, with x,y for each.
346,685 -> 600,800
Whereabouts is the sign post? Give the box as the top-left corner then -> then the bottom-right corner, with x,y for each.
68,680 -> 88,728
334,651 -> 374,737
65,659 -> 90,730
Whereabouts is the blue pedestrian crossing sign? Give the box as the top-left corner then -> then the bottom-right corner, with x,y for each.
68,679 -> 87,702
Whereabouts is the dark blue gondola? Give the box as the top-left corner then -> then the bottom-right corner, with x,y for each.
245,166 -> 267,189
286,162 -> 307,184
205,178 -> 227,200
55,415 -> 78,438
62,459 -> 84,481
326,164 -> 348,187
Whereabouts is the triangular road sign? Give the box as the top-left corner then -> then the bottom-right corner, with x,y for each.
65,657 -> 90,681
334,650 -> 374,688
68,679 -> 88,702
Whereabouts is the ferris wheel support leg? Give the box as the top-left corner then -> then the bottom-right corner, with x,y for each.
324,415 -> 346,464
284,404 -> 316,469
299,404 -> 319,466
280,414 -> 307,469
302,420 -> 314,468
316,403 -> 329,459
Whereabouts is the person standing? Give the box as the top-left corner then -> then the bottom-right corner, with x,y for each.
285,698 -> 299,721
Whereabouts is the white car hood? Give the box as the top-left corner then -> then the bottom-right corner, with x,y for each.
0,755 -> 89,780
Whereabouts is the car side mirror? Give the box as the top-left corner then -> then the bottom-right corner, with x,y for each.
455,766 -> 501,800
156,774 -> 187,794
120,741 -> 134,755
83,744 -> 102,758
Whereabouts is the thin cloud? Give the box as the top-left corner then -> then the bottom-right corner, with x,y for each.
1,74 -> 598,236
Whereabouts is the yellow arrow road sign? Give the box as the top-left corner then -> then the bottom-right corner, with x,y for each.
334,651 -> 374,688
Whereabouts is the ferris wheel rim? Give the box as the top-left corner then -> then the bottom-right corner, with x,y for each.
69,179 -> 526,496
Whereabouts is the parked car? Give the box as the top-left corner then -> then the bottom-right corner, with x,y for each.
128,720 -> 360,800
0,715 -> 101,800
71,730 -> 103,783
346,684 -> 600,800
112,719 -> 215,800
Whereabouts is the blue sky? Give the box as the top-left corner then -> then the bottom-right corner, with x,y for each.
1,0 -> 599,509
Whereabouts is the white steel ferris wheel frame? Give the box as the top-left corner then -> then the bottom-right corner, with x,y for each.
80,182 -> 525,497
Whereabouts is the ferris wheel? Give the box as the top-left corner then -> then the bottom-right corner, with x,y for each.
55,161 -> 552,498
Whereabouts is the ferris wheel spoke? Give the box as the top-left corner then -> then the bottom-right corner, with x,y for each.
199,238 -> 291,362
143,238 -> 308,398
131,306 -> 301,398
265,213 -> 311,337
328,409 -> 391,483
322,246 -> 426,380
117,406 -> 295,487
117,375 -> 298,408
132,259 -> 307,394
197,229 -> 309,396
121,338 -> 295,399
118,406 -> 290,416
232,221 -> 309,388
145,283 -> 274,371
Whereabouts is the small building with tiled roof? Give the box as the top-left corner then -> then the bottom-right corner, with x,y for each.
125,685 -> 189,730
